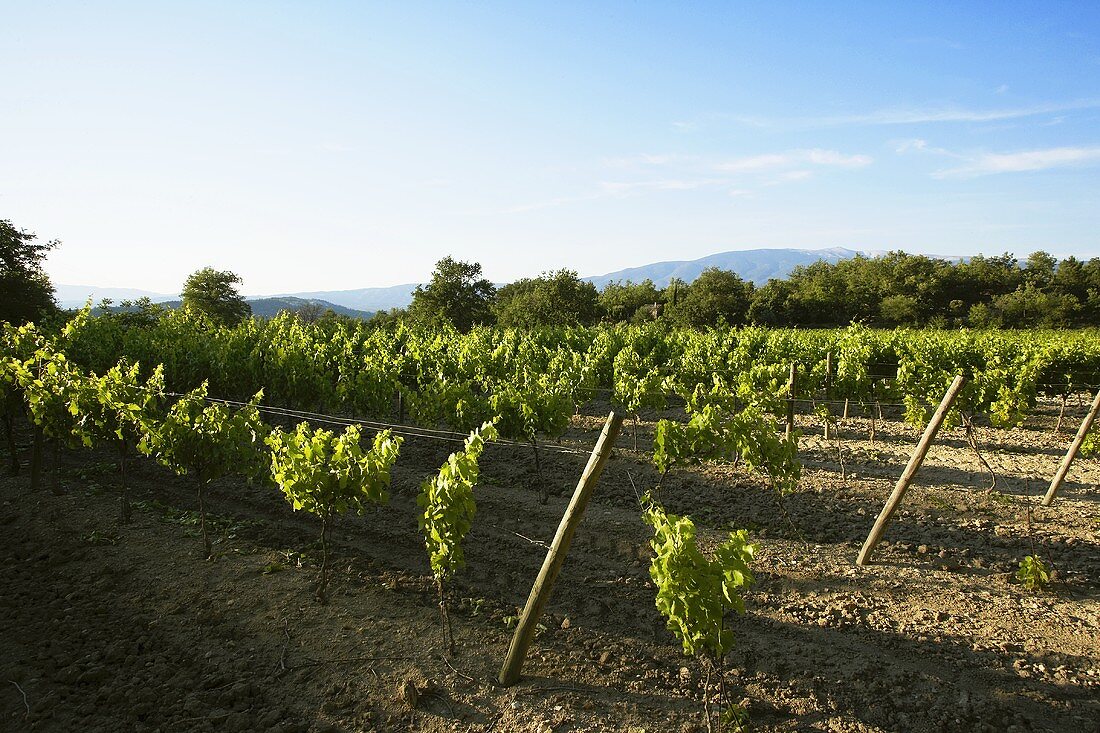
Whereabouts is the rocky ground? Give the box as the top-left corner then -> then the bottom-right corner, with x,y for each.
1,399 -> 1097,732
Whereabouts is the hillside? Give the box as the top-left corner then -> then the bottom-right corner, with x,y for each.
91,297 -> 373,320
582,246 -> 872,289
261,247 -> 875,311
57,247 -> 885,313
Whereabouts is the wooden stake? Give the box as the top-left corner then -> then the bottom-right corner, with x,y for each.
856,374 -> 966,566
824,352 -> 833,440
498,411 -> 623,686
786,363 -> 798,439
1042,388 -> 1100,507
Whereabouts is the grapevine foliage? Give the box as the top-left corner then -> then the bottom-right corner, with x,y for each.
1016,555 -> 1050,592
70,361 -> 166,521
267,422 -> 401,600
1081,421 -> 1099,458
152,384 -> 269,484
70,362 -> 166,452
653,378 -> 801,494
13,333 -> 85,446
267,422 -> 401,516
641,492 -> 755,659
417,420 -> 499,583
150,383 -> 268,555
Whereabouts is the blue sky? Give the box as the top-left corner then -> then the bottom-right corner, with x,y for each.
3,1 -> 1099,293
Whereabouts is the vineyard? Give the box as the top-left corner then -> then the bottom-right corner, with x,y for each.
2,310 -> 1099,732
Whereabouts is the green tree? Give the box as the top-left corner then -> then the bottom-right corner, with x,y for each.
409,257 -> 495,331
599,279 -> 662,323
494,269 -> 600,328
747,279 -> 795,326
879,294 -> 920,326
1022,251 -> 1058,290
667,268 -> 752,328
0,219 -> 58,326
975,284 -> 1080,328
181,267 -> 251,325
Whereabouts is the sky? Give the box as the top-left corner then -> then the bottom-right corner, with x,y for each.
3,1 -> 1100,294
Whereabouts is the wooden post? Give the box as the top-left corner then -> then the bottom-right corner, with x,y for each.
856,375 -> 966,566
869,381 -> 877,443
824,352 -> 833,440
786,363 -> 798,439
498,411 -> 623,686
1042,388 -> 1100,507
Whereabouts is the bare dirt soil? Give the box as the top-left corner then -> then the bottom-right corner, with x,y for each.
1,400 -> 1098,733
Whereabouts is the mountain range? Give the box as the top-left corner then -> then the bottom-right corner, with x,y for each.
56,246 -> 879,313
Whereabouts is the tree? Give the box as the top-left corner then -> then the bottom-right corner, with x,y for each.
409,257 -> 495,331
973,284 -> 1080,328
1023,251 -> 1057,290
294,301 -> 325,323
181,267 -> 251,325
0,219 -> 58,326
599,279 -> 662,323
667,268 -> 752,328
494,269 -> 600,328
747,279 -> 795,326
879,294 -> 920,326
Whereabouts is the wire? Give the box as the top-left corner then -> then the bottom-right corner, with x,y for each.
172,393 -> 592,456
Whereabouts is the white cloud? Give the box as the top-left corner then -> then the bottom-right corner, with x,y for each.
716,148 -> 872,172
602,153 -> 692,168
821,100 -> 1100,126
935,146 -> 1100,177
599,178 -> 724,194
506,147 -> 872,213
893,138 -> 961,158
502,192 -> 608,213
709,98 -> 1100,130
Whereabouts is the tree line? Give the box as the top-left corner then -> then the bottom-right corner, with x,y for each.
3,217 -> 1098,330
388,250 -> 1100,331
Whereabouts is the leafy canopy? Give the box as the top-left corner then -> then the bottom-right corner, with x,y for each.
267,422 -> 402,517
181,267 -> 252,326
0,219 -> 58,326
494,269 -> 600,328
70,361 -> 166,452
151,383 -> 269,483
409,256 -> 496,331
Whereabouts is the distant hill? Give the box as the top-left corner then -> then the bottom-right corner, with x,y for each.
244,297 -> 373,320
582,247 -> 874,289
268,283 -> 420,313
263,248 -> 878,310
56,247 -> 888,313
55,284 -> 177,309
91,297 -> 373,320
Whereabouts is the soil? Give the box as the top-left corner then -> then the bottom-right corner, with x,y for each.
1,399 -> 1097,733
